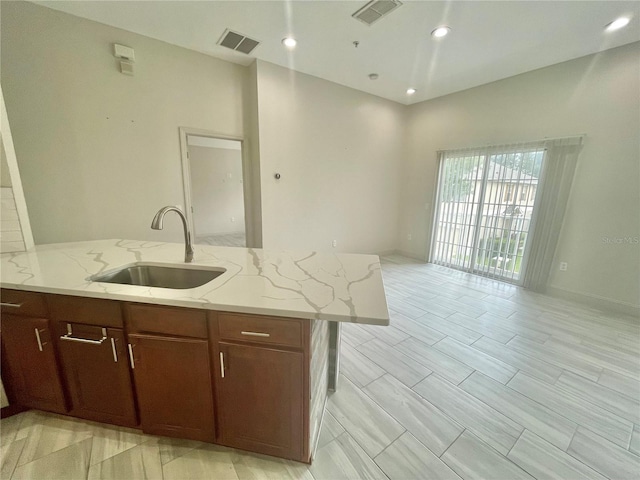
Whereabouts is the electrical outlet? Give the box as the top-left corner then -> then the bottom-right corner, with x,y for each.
230,216 -> 235,222
332,240 -> 337,248
407,233 -> 412,241
559,262 -> 568,271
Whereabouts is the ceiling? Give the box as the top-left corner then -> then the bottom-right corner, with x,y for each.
35,1 -> 640,105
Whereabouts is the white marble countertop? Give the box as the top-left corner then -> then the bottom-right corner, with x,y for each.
0,240 -> 389,325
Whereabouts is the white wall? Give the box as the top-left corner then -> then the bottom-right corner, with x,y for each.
401,42 -> 640,312
189,145 -> 245,237
255,60 -> 405,254
1,1 -> 247,244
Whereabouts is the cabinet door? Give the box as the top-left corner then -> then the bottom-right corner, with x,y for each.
128,333 -> 215,442
217,342 -> 304,461
0,315 -> 66,413
57,323 -> 137,427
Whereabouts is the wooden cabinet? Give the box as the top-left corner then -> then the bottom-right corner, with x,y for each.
49,295 -> 137,427
213,313 -> 310,462
56,323 -> 137,427
0,290 -> 323,464
0,313 -> 67,413
126,304 -> 215,442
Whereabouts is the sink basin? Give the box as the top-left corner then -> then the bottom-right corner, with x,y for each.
90,263 -> 226,289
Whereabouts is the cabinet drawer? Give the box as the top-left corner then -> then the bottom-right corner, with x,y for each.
217,313 -> 304,349
48,295 -> 123,328
126,304 -> 207,339
1,289 -> 48,317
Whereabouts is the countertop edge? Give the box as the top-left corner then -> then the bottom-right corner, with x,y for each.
0,281 -> 390,326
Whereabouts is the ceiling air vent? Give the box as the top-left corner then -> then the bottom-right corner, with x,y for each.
352,0 -> 402,26
217,29 -> 260,55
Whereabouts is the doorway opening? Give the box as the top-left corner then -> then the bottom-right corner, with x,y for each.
179,128 -> 248,248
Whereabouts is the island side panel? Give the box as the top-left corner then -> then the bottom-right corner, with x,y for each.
308,319 -> 330,458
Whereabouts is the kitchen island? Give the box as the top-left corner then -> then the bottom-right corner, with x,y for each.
0,239 -> 389,463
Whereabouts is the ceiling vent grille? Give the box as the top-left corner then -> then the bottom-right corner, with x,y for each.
352,0 -> 402,26
217,29 -> 260,55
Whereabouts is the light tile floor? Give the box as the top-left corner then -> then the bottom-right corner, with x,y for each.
1,255 -> 639,479
195,233 -> 246,248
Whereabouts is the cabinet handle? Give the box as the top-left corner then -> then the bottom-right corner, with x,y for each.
1,302 -> 23,308
59,324 -> 107,345
220,352 -> 225,378
60,335 -> 106,345
241,331 -> 270,338
34,328 -> 43,352
128,344 -> 135,369
110,338 -> 118,363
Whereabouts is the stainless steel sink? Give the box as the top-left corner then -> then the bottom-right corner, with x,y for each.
90,263 -> 226,289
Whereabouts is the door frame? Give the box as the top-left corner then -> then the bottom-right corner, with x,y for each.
178,127 -> 254,247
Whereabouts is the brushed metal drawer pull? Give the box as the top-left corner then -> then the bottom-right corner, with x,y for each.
128,344 -> 135,369
34,328 -> 43,352
60,326 -> 107,345
1,302 -> 23,308
241,331 -> 270,338
220,352 -> 225,378
60,335 -> 107,345
110,338 -> 118,362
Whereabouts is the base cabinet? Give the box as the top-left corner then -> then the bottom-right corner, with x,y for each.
216,342 -> 305,460
1,314 -> 66,413
125,303 -> 216,442
57,324 -> 137,427
1,290 -> 320,464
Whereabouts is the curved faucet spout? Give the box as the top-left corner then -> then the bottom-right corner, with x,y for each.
151,206 -> 194,263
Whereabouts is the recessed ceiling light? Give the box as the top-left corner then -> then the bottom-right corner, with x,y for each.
369,73 -> 379,80
406,88 -> 416,95
605,16 -> 631,32
431,26 -> 451,38
282,37 -> 297,48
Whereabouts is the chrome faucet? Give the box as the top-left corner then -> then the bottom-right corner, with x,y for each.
151,206 -> 194,263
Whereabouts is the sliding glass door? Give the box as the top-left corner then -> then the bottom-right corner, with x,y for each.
431,144 -> 545,284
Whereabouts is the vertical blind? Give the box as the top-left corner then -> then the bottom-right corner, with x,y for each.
431,136 -> 583,291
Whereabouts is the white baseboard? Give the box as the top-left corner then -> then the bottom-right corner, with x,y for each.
395,249 -> 428,261
546,286 -> 640,319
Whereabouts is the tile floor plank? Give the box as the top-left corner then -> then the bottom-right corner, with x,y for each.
433,336 -> 518,384
162,444 -> 239,480
13,437 -> 92,480
398,337 -> 474,385
0,437 -> 26,480
374,432 -> 461,480
364,374 -> 463,456
508,372 -> 633,448
356,338 -> 432,387
556,370 -> 640,424
413,374 -> 523,455
316,410 -> 345,450
390,312 -> 446,345
339,342 -> 386,388
597,369 -> 640,399
471,335 -> 562,384
446,312 -> 517,344
326,375 -> 405,457
87,441 -> 163,480
460,372 -> 577,450
416,313 -> 483,345
567,427 -> 640,480
441,431 -> 535,480
508,429 -> 607,480
507,335 -> 603,381
630,425 -> 640,456
310,432 -> 387,480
